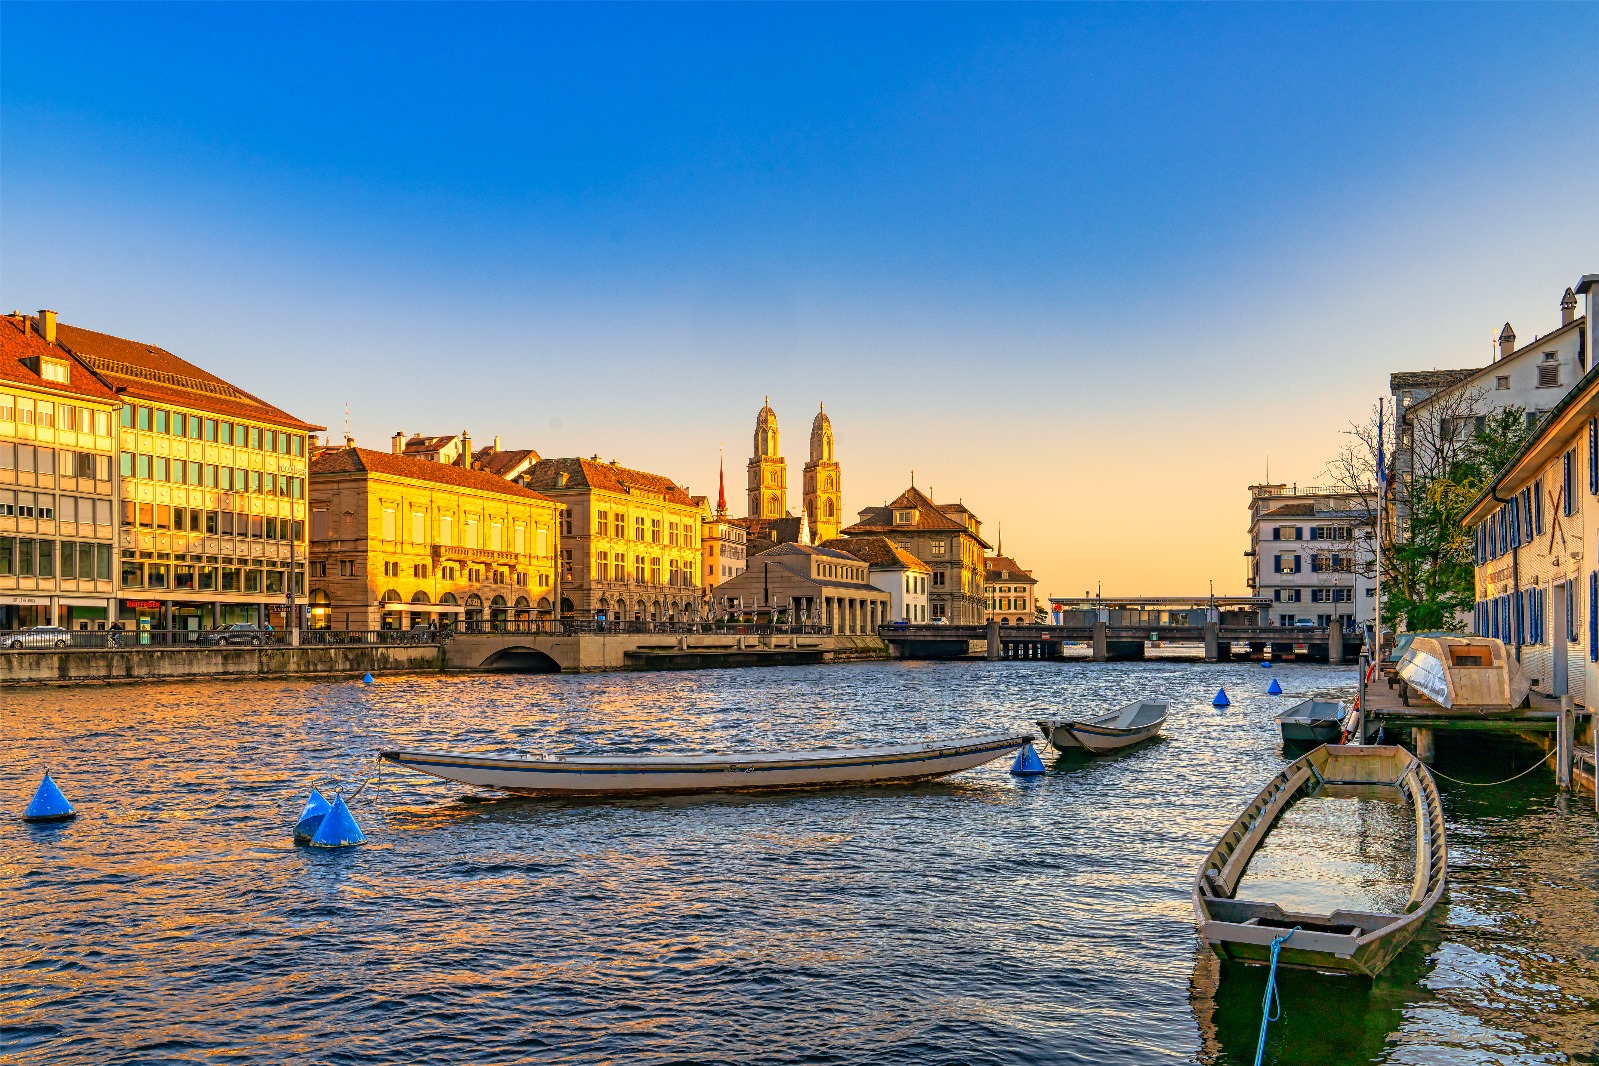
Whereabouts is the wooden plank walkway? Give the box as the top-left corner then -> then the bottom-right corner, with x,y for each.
1361,666 -> 1562,732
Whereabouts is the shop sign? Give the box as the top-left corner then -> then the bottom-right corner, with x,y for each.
123,600 -> 164,609
0,595 -> 43,605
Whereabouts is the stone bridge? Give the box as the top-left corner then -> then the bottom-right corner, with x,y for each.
879,620 -> 1356,663
445,632 -> 889,672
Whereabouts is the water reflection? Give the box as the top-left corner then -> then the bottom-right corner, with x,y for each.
2,661 -> 1597,1064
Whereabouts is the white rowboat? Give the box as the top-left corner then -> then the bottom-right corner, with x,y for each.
378,731 -> 1032,797
1036,700 -> 1167,754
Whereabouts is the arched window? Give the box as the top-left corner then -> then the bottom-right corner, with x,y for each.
410,590 -> 431,604
824,499 -> 835,518
767,493 -> 779,513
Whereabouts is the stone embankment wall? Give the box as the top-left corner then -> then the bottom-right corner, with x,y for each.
0,645 -> 445,686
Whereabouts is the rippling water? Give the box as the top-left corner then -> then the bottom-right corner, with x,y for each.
3,661 -> 1596,1064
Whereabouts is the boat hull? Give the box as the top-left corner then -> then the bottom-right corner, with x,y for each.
379,732 -> 1031,797
1279,720 -> 1344,746
1036,703 -> 1166,755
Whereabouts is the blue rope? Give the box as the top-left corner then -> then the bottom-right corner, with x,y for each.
1254,927 -> 1298,1066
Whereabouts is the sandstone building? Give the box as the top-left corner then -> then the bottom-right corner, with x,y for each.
842,486 -> 990,623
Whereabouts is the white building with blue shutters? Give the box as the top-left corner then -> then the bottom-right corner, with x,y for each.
1246,484 -> 1375,629
1465,275 -> 1599,707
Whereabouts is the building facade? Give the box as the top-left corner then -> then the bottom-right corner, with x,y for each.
522,457 -> 702,622
715,542 -> 889,632
748,399 -> 788,520
1246,484 -> 1375,629
309,446 -> 559,630
1465,273 -> 1599,705
0,312 -> 120,630
1391,284 -> 1589,527
803,404 -> 841,544
53,319 -> 322,635
984,555 -> 1039,625
842,486 -> 990,623
825,536 -> 928,623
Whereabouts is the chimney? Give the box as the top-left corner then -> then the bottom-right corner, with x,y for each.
459,431 -> 471,467
1498,322 -> 1516,360
36,310 -> 56,345
492,434 -> 501,451
391,431 -> 404,455
1563,287 -> 1579,327
344,434 -> 355,449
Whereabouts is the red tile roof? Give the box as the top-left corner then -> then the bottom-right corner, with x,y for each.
311,446 -> 554,501
983,555 -> 1036,583
524,457 -> 696,506
824,536 -> 929,571
0,316 -> 119,402
844,485 -> 992,548
52,320 -> 323,432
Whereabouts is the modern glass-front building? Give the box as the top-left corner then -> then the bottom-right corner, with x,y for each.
0,312 -> 120,630
53,320 -> 323,636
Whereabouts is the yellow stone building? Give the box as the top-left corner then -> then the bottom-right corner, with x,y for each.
53,318 -> 322,634
748,398 -> 788,520
0,312 -> 120,630
308,445 -> 560,630
522,457 -> 703,622
803,404 -> 841,544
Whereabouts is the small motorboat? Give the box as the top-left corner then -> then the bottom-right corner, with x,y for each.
1036,700 -> 1167,755
1192,744 -> 1447,978
1394,635 -> 1529,710
1277,699 -> 1347,747
378,731 -> 1032,798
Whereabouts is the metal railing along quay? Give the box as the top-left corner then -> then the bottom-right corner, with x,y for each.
0,628 -> 449,650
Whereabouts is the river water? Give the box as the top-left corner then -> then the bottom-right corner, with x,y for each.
3,660 -> 1596,1064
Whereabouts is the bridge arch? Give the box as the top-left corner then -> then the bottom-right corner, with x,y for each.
477,645 -> 562,673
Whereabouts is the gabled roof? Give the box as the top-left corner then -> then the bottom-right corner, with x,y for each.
983,555 -> 1036,583
1465,354 -> 1599,525
52,320 -> 322,431
757,542 -> 860,563
1408,313 -> 1588,415
1258,503 -> 1316,519
475,447 -> 540,479
0,316 -> 119,402
822,536 -> 930,571
1390,368 -> 1480,394
524,457 -> 695,506
311,447 -> 552,501
845,485 -> 991,547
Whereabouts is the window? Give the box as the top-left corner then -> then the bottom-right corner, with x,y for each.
439,514 -> 453,545
1496,375 -> 1511,390
596,510 -> 609,536
932,570 -> 946,587
412,512 -> 425,544
382,507 -> 397,541
636,516 -> 646,540
1565,450 -> 1577,516
651,518 -> 661,543
930,540 -> 947,557
635,556 -> 646,582
1539,354 -> 1560,389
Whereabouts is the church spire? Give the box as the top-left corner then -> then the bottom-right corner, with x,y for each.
716,444 -> 726,517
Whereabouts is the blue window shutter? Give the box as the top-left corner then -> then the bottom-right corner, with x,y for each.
1310,555 -> 1319,573
1295,526 -> 1303,541
1591,573 -> 1597,660
1294,555 -> 1302,574
1273,556 -> 1281,574
1536,479 -> 1544,533
1272,527 -> 1280,541
1590,419 -> 1597,494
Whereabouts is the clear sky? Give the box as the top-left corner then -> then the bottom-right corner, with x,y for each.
4,3 -> 1596,598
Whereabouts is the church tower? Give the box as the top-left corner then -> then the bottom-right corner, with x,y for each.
747,398 -> 788,519
803,403 -> 841,544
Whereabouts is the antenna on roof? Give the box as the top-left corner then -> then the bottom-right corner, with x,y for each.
344,403 -> 350,442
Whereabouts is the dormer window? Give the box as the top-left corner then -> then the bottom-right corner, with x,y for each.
894,509 -> 916,525
40,358 -> 69,383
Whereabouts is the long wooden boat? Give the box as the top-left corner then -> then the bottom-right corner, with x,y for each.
1036,700 -> 1167,754
378,731 -> 1032,797
1277,699 -> 1346,747
1192,744 -> 1447,978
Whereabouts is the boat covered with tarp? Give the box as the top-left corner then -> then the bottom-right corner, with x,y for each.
1037,700 -> 1167,755
1277,699 -> 1347,747
1394,635 -> 1529,710
1192,744 -> 1447,977
379,731 -> 1032,797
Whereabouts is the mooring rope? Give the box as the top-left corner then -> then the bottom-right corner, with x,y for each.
1425,755 -> 1551,787
1254,927 -> 1297,1066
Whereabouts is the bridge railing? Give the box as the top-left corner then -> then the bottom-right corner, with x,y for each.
0,627 -> 447,650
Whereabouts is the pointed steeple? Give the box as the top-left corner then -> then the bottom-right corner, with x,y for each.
717,445 -> 727,517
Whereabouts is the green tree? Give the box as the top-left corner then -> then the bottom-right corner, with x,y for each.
1328,400 -> 1538,632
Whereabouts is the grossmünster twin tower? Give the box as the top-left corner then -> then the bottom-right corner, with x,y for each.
747,399 -> 841,544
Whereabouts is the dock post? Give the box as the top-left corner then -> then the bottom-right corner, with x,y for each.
1558,696 -> 1574,790
1329,625 -> 1344,664
986,619 -> 1000,661
1091,621 -> 1108,662
1412,726 -> 1435,764
1204,622 -> 1220,662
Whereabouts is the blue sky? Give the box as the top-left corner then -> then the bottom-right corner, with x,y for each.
4,3 -> 1597,594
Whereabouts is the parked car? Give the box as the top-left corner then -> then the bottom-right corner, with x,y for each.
1294,619 -> 1317,628
199,623 -> 266,646
3,626 -> 70,649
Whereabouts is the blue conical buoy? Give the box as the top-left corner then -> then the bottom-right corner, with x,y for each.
1010,742 -> 1046,776
1213,687 -> 1230,707
1262,659 -> 1272,668
293,789 -> 332,845
309,794 -> 365,848
1267,678 -> 1283,696
361,672 -> 374,685
23,772 -> 76,823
